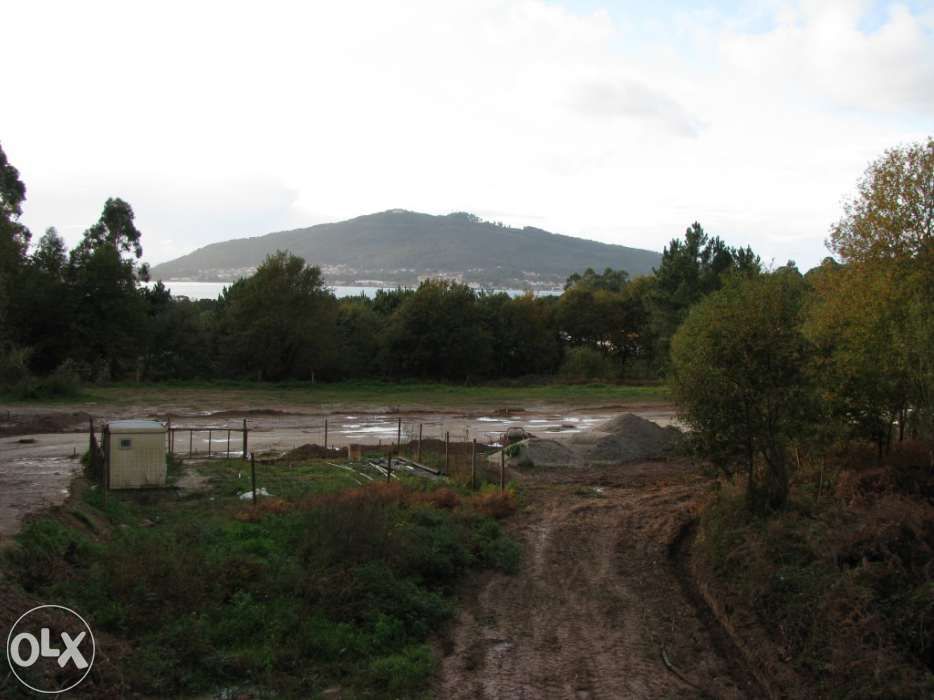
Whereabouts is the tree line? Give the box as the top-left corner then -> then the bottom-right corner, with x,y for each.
671,138 -> 933,510
0,140 -> 762,390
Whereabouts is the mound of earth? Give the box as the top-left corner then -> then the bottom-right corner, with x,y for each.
583,413 -> 681,464
499,438 -> 577,468
280,443 -> 346,461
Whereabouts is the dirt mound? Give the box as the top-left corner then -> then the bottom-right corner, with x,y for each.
585,413 -> 681,464
524,439 -> 577,467
280,443 -> 346,461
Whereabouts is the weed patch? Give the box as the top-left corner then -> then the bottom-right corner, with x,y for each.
4,460 -> 520,697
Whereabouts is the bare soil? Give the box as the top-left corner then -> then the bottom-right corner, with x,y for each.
0,400 -> 676,542
436,461 -> 765,699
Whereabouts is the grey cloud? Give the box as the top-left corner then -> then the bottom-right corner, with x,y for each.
570,80 -> 704,137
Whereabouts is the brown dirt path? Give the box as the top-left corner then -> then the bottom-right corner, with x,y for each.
437,462 -> 763,699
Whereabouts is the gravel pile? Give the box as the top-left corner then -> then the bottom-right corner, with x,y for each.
523,439 -> 577,467
582,414 -> 681,464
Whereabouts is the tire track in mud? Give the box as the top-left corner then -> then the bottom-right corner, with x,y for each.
437,463 -> 763,699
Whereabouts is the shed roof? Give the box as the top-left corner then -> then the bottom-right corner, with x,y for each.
108,420 -> 165,434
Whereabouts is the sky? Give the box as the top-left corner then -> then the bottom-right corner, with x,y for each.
2,0 -> 932,271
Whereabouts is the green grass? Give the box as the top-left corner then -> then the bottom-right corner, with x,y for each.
4,459 -> 520,698
1,379 -> 669,409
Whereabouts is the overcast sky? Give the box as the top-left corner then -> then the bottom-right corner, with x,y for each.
2,0 -> 932,271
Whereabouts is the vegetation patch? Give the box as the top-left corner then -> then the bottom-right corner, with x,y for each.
3,460 -> 520,698
697,445 -> 934,698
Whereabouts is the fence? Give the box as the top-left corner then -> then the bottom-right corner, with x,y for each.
166,418 -> 249,459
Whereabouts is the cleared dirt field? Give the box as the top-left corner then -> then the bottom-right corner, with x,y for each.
437,461 -> 763,699
0,395 -> 675,540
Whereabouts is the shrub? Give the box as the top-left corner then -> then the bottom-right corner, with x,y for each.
0,344 -> 32,391
368,644 -> 436,695
559,346 -> 617,382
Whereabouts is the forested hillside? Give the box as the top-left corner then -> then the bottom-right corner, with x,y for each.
149,210 -> 662,288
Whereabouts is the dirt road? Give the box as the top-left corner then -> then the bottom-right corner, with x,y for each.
437,462 -> 761,699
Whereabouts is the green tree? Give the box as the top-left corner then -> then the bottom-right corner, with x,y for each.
564,267 -> 629,292
0,143 -> 30,345
10,229 -> 73,373
651,222 -> 761,369
671,271 -> 814,510
141,284 -> 217,380
67,199 -> 149,378
335,297 -> 384,378
814,137 -> 934,446
829,137 -> 933,264
381,280 -> 492,380
478,293 -> 561,378
218,251 -> 338,381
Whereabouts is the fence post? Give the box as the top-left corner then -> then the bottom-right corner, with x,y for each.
227,429 -> 231,458
472,439 -> 477,491
417,424 -> 423,462
88,417 -> 96,476
251,452 -> 257,506
444,431 -> 450,476
500,446 -> 505,494
324,418 -> 328,449
208,429 -> 212,458
167,417 -> 172,454
242,419 -> 248,459
397,417 -> 402,455
387,451 -> 393,483
103,425 -> 111,495
189,429 -> 193,458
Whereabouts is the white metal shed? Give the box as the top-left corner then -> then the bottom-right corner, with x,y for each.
106,420 -> 167,489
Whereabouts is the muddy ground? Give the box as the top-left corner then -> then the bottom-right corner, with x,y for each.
0,398 -> 778,698
0,400 -> 676,540
437,461 -> 763,699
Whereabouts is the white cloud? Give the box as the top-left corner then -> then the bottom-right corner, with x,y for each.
0,0 -> 930,270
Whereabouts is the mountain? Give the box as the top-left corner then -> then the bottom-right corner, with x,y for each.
150,210 -> 661,289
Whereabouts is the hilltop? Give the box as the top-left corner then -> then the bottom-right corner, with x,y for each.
150,210 -> 661,288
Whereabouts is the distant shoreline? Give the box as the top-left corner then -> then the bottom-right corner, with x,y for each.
148,280 -> 563,301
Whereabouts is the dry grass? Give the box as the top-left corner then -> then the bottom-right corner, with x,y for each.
699,440 -> 934,697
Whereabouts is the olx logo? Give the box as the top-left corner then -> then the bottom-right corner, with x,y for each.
6,605 -> 95,694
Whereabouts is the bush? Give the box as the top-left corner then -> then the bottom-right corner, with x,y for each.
559,346 -> 617,382
368,644 -> 436,695
0,344 -> 32,392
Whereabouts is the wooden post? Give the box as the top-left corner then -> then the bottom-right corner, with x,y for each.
242,419 -> 248,459
472,439 -> 477,491
417,424 -> 423,462
189,429 -> 193,457
397,417 -> 402,455
208,429 -> 212,457
444,431 -> 450,475
103,425 -> 111,495
88,418 -> 96,476
250,452 -> 257,506
324,418 -> 328,449
167,417 -> 172,454
227,429 -> 231,458
387,451 -> 393,483
500,446 -> 505,493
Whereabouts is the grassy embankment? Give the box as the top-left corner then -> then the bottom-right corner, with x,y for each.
0,379 -> 669,409
3,456 -> 520,698
697,442 -> 934,698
